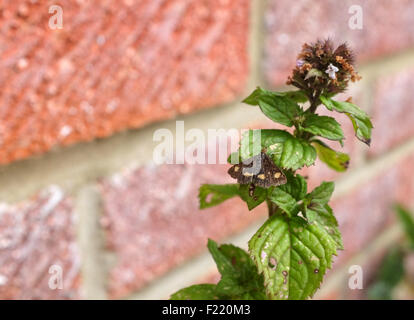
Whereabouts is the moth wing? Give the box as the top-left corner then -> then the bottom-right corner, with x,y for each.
227,164 -> 241,179
251,176 -> 269,188
237,167 -> 255,185
261,153 -> 287,187
251,167 -> 270,188
268,167 -> 287,186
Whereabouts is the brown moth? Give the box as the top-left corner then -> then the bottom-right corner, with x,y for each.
228,152 -> 287,198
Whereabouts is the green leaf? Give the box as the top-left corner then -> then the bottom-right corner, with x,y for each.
280,137 -> 317,170
199,184 -> 239,209
319,95 -> 335,111
238,185 -> 268,210
375,247 -> 405,288
320,96 -> 373,146
305,204 -> 343,250
242,87 -> 302,127
302,182 -> 342,250
242,87 -> 266,105
346,113 -> 373,146
302,114 -> 344,142
312,140 -> 350,172
238,129 -> 316,170
243,87 -> 308,105
277,172 -> 308,201
215,276 -> 245,297
269,188 -> 298,216
170,284 -> 219,300
367,247 -> 404,300
239,129 -> 292,164
258,95 -> 301,127
280,90 -> 309,103
208,239 -> 237,276
331,100 -> 369,119
306,181 -> 335,206
395,204 -> 414,249
249,216 -> 339,300
208,240 -> 267,299
199,183 -> 268,211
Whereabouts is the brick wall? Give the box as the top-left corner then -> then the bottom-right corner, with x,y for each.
1,0 -> 414,299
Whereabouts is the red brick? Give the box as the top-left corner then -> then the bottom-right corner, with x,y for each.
265,0 -> 414,86
369,67 -> 414,156
0,187 -> 81,299
0,0 -> 249,165
330,152 -> 414,267
100,162 -> 266,299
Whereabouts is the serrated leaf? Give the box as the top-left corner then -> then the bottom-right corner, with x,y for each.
312,140 -> 350,172
303,182 -> 342,250
302,114 -> 344,142
249,216 -> 339,300
280,137 -> 316,170
239,129 -> 292,165
269,188 -> 298,216
170,284 -> 219,300
280,90 -> 308,103
305,204 -> 343,250
242,87 -> 302,127
277,172 -> 307,201
199,184 -> 239,209
395,204 -> 414,249
306,181 -> 335,206
208,240 -> 267,299
215,276 -> 245,297
238,184 -> 268,210
199,183 -> 267,212
320,95 -> 373,146
208,239 -> 237,275
243,87 -> 266,105
258,95 -> 301,127
243,86 -> 308,105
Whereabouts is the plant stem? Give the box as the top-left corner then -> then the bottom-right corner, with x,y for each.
267,199 -> 278,217
308,90 -> 321,114
267,90 -> 321,219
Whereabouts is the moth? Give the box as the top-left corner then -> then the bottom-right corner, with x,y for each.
228,152 -> 287,199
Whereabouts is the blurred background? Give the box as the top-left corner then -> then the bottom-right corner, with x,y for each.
1,0 -> 414,300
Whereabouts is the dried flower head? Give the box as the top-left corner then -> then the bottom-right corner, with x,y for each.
287,39 -> 361,95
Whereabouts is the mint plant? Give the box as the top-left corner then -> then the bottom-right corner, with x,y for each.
171,40 -> 373,300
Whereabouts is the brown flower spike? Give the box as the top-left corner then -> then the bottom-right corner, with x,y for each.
287,39 -> 361,97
